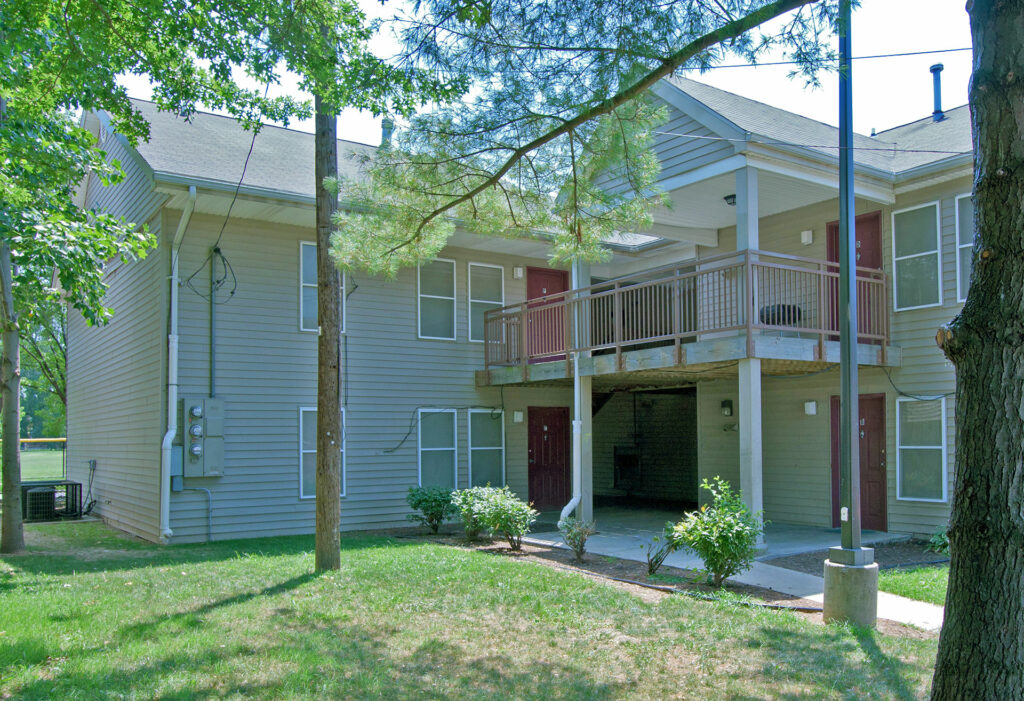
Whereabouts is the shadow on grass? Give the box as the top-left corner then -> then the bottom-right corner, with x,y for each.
729,624 -> 922,701
1,530 -> 423,582
11,615 -> 620,700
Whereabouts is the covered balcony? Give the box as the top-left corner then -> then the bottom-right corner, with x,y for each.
480,249 -> 897,387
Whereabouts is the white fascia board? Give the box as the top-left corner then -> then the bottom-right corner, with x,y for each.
651,80 -> 749,142
745,148 -> 895,204
655,153 -> 747,194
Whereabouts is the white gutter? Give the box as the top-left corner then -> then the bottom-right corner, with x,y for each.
159,185 -> 196,542
560,259 -> 586,524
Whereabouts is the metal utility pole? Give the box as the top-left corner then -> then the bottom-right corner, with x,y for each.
823,0 -> 878,627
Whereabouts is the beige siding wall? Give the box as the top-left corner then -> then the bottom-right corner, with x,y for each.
167,211 -> 572,541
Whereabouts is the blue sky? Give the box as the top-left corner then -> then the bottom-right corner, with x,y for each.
120,0 -> 973,145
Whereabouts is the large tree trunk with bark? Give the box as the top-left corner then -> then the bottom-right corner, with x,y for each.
931,2 -> 1024,697
1,241 -> 24,553
313,95 -> 342,572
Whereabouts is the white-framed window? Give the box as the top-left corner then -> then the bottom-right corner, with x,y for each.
469,409 -> 505,487
299,241 -> 345,333
418,408 -> 457,488
896,397 -> 947,502
892,202 -> 942,311
299,406 -> 346,499
955,194 -> 975,302
468,263 -> 504,342
418,258 -> 456,340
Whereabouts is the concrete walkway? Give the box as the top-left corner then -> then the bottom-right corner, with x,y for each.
528,507 -> 944,632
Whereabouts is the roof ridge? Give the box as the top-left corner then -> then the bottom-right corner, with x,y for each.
874,103 -> 970,135
128,96 -> 379,149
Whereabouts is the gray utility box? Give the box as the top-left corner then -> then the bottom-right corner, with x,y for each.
180,397 -> 225,477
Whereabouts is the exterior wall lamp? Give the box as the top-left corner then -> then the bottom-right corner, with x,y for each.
721,399 -> 733,416
723,194 -> 737,206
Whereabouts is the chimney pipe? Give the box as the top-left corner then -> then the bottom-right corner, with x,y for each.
380,117 -> 394,146
930,64 -> 945,122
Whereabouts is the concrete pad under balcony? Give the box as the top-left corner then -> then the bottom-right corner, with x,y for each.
477,334 -> 900,389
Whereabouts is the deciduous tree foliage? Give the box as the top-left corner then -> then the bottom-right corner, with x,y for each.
931,1 -> 1024,697
329,0 -> 840,275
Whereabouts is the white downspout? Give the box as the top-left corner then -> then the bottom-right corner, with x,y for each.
160,186 -> 196,542
560,258 -> 584,524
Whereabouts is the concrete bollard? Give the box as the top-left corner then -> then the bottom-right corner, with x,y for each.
823,559 -> 879,628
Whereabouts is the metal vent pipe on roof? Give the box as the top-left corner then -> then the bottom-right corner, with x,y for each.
930,64 -> 945,122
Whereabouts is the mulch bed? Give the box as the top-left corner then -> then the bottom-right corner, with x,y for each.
765,540 -> 949,577
392,529 -> 935,640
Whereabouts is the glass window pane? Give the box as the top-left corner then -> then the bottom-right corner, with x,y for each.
302,410 -> 317,451
471,449 -> 503,487
420,297 -> 454,338
471,301 -> 501,341
471,412 -> 503,448
959,246 -> 973,297
420,260 -> 454,298
896,254 -> 939,308
302,244 -> 317,285
471,265 -> 503,302
899,400 -> 943,446
302,452 -> 316,496
899,448 -> 943,500
302,286 -> 318,329
421,450 -> 455,488
957,197 -> 974,246
420,412 -> 454,449
894,206 -> 938,258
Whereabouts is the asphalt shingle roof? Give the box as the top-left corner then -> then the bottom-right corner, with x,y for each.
666,75 -> 971,174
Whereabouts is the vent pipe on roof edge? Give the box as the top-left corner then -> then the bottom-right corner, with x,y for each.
381,117 -> 395,146
930,64 -> 945,122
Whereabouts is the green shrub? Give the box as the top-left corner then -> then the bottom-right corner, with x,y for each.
667,477 -> 762,587
477,486 -> 538,551
641,529 -> 678,576
451,486 -> 492,540
558,516 -> 596,562
406,486 -> 456,533
926,526 -> 950,555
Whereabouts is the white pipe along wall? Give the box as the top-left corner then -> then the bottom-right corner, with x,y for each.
560,259 -> 586,524
160,185 -> 196,542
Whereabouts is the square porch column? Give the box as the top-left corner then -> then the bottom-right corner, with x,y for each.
735,166 -> 759,250
738,357 -> 764,539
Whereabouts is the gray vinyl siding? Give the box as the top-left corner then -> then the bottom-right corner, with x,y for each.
653,106 -> 736,183
81,129 -> 166,227
167,211 -> 572,541
66,229 -> 167,542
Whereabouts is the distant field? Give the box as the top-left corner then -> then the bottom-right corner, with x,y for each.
14,449 -> 66,481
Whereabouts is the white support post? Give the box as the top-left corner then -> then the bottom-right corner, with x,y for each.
562,258 -> 594,524
736,166 -> 759,250
738,357 -> 764,543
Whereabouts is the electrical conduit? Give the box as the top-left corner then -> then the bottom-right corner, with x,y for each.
159,186 -> 196,542
560,259 -> 586,524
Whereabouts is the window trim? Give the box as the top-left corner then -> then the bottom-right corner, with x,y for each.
417,258 -> 457,341
955,193 -> 973,303
417,408 -> 458,488
891,201 -> 943,312
468,409 -> 505,487
299,240 -> 346,334
298,405 -> 346,500
467,262 -> 505,343
895,396 -> 948,503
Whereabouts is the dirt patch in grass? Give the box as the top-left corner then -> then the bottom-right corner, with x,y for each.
404,533 -> 935,639
765,540 -> 949,577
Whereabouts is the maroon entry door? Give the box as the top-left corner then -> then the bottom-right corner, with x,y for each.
830,394 -> 887,532
526,267 -> 569,362
527,406 -> 571,509
826,211 -> 883,341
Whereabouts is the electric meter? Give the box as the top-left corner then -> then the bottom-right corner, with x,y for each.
190,405 -> 203,418
190,443 -> 203,457
189,423 -> 203,437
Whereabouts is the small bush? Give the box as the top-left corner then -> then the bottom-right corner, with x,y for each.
558,516 -> 597,562
451,486 -> 492,540
642,531 -> 678,576
406,486 -> 456,533
477,486 -> 538,551
926,526 -> 950,555
667,477 -> 762,587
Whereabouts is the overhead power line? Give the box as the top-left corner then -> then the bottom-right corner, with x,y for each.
699,47 -> 972,70
653,130 -> 968,155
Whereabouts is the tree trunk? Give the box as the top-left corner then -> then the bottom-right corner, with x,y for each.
0,241 -> 24,553
313,95 -> 342,572
931,2 -> 1024,697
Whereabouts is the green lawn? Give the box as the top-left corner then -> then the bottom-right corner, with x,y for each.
878,565 -> 949,606
16,449 -> 66,481
0,522 -> 939,700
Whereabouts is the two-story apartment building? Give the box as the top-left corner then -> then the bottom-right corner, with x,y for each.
67,74 -> 972,543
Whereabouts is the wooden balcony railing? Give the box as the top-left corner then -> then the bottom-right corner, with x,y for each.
483,250 -> 889,371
